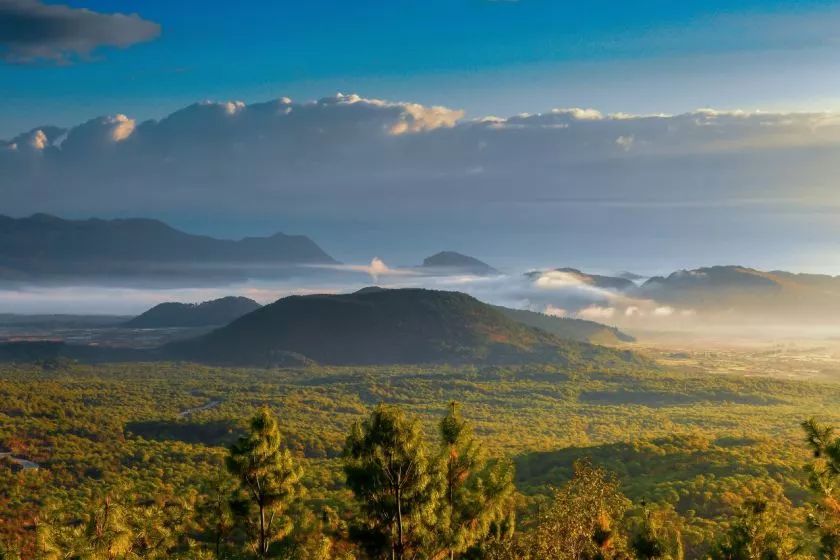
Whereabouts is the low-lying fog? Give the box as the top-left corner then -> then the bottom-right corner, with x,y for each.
3,258 -> 840,344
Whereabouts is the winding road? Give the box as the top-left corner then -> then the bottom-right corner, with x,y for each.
0,452 -> 39,470
178,399 -> 222,418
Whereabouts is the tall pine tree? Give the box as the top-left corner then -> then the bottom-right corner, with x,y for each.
436,401 -> 515,560
344,404 -> 438,560
227,407 -> 303,558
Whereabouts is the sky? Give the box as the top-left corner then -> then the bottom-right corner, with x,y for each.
4,0 -> 840,275
6,0 -> 840,136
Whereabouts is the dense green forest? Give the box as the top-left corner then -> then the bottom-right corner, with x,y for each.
1,360 -> 840,558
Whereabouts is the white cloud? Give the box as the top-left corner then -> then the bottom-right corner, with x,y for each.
615,135 -> 634,151
5,93 -> 840,257
544,304 -> 567,317
577,305 -> 617,320
311,257 -> 418,281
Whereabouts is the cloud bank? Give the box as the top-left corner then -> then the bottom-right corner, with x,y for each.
4,93 -> 840,269
0,0 -> 160,63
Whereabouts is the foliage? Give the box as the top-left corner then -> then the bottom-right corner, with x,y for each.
708,499 -> 804,560
2,361 -> 840,557
629,504 -> 684,560
528,459 -> 631,559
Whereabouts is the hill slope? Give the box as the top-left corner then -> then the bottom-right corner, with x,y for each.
0,214 -> 336,282
493,306 -> 635,345
167,288 -> 642,367
125,297 -> 261,328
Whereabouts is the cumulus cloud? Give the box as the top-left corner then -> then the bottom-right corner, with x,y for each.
0,0 -> 160,63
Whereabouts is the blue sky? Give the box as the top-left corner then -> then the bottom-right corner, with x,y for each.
5,0 -> 840,137
5,0 -> 840,276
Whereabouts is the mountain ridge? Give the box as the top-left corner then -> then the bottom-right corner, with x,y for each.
0,214 -> 337,283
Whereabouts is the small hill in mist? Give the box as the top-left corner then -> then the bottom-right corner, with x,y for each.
493,306 -> 635,345
420,251 -> 498,275
124,297 -> 261,328
526,268 -> 635,291
0,214 -> 336,283
166,288 -> 642,367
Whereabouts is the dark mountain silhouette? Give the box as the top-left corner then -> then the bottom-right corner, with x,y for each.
165,288 -> 643,367
642,266 -> 780,294
526,268 -> 635,291
492,306 -> 635,345
420,251 -> 498,275
0,214 -> 336,283
639,266 -> 785,308
617,271 -> 646,281
124,296 -> 261,328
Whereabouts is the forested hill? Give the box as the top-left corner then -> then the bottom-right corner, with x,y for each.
493,305 -> 635,345
166,288 -> 644,367
124,296 -> 261,328
420,251 -> 499,275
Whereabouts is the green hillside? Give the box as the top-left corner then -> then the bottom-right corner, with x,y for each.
167,288 -> 643,367
492,305 -> 635,345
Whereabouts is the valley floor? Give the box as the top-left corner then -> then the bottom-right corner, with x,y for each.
1,348 -> 839,556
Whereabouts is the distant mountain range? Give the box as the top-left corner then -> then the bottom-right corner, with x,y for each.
124,296 -> 261,328
420,251 -> 498,276
525,264 -> 840,321
0,214 -> 336,283
165,287 -> 641,367
637,265 -> 840,318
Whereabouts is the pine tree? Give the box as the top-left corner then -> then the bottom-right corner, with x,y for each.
38,494 -> 134,560
227,407 -> 303,558
343,404 -> 438,560
802,418 -> 840,558
195,475 -> 239,559
436,401 -> 516,560
0,541 -> 20,560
